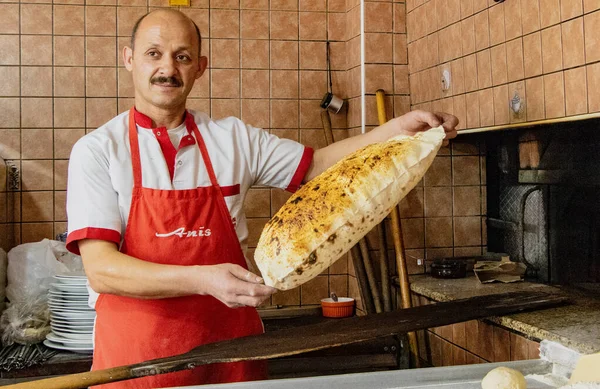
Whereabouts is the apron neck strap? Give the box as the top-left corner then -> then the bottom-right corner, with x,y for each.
128,108 -> 220,188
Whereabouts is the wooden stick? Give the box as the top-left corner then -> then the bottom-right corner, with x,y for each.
377,223 -> 392,312
7,292 -> 566,389
350,243 -> 376,314
375,89 -> 420,367
359,238 -> 383,313
320,109 -> 335,146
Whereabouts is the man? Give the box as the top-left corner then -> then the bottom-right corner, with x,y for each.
66,9 -> 458,389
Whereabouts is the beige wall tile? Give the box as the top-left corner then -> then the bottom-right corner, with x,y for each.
271,70 -> 299,98
54,129 -> 85,159
271,99 -> 298,128
21,67 -> 52,97
562,17 -> 585,68
461,16 -> 476,56
365,33 -> 393,64
425,187 -> 452,217
117,7 -> 147,37
491,44 -> 508,86
299,70 -> 326,99
401,217 -> 425,249
21,98 -> 52,128
588,62 -> 600,112
488,2 -> 506,46
55,36 -> 85,66
506,38 -> 525,82
474,9 -> 490,51
86,98 -> 117,128
182,9 -> 210,34
561,0 -> 583,20
477,49 -> 492,89
300,275 -> 328,304
299,0 -> 325,11
564,66 -> 588,115
86,37 -> 117,67
541,25 -> 563,73
22,191 -> 54,222
479,86 -> 494,126
55,67 -> 85,97
425,217 -> 453,248
54,160 -> 68,191
0,129 -> 20,159
21,222 -> 54,244
394,3 -> 407,33
21,35 -> 52,66
211,39 -> 240,68
424,156 -> 451,186
270,11 -> 299,39
454,156 -> 481,185
270,40 -> 298,70
521,0 -> 541,34
454,186 -> 482,216
22,129 -> 53,159
212,9 -> 240,38
465,92 -> 480,128
211,99 -> 240,119
584,0 -> 600,12
272,287 -> 300,305
0,98 -> 20,128
21,160 -> 54,191
299,41 -> 326,70
86,68 -> 117,97
0,4 -> 19,34
540,0 -> 561,28
211,69 -> 240,98
544,71 -> 566,118
241,99 -> 270,128
241,10 -> 268,39
86,6 -> 116,35
584,10 -> 600,63
523,32 -> 543,77
505,0 -> 523,41
241,40 -> 269,69
463,54 -> 479,92
0,67 -> 19,97
299,11 -> 327,40
243,188 -> 270,217
365,2 -> 393,33
328,12 -> 346,41
493,84 -> 509,125
363,64 -> 392,94
526,76 -> 545,120
21,4 -> 53,34
54,98 -> 86,128
53,5 -> 85,35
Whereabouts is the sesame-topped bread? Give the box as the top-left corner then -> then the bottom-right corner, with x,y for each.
254,126 -> 445,290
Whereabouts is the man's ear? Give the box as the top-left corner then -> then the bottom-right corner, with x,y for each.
123,46 -> 134,71
196,56 -> 208,80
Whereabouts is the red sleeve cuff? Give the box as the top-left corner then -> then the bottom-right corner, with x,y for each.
285,146 -> 314,193
66,227 -> 121,255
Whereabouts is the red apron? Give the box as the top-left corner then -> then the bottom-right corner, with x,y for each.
91,108 -> 267,388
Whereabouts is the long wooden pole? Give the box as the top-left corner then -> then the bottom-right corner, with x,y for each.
375,89 -> 420,367
5,292 -> 565,389
377,223 -> 392,312
359,239 -> 383,313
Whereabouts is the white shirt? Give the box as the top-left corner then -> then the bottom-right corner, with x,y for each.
66,109 -> 313,256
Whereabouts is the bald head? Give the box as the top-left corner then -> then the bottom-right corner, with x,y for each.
131,10 -> 202,55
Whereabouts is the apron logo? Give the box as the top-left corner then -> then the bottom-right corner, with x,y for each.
155,227 -> 212,238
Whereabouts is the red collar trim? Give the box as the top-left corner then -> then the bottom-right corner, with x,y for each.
133,108 -> 189,132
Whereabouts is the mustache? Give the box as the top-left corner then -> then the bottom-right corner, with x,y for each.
151,76 -> 182,87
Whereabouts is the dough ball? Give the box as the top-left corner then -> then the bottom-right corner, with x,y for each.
481,367 -> 527,389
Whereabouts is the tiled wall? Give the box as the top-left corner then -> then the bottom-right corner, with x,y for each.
0,0 -> 354,306
406,0 -> 600,129
413,294 -> 541,366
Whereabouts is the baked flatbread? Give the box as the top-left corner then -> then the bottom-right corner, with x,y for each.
255,126 -> 446,290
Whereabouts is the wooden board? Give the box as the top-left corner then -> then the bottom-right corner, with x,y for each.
8,291 -> 567,389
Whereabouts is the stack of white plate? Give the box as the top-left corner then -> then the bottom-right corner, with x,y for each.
44,274 -> 94,354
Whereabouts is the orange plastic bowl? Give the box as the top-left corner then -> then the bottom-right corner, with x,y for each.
321,297 -> 355,318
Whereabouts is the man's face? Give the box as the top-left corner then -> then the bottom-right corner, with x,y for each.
123,13 -> 207,111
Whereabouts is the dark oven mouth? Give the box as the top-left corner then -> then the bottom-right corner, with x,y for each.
484,117 -> 600,288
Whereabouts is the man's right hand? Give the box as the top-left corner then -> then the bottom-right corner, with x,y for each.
196,264 -> 277,308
